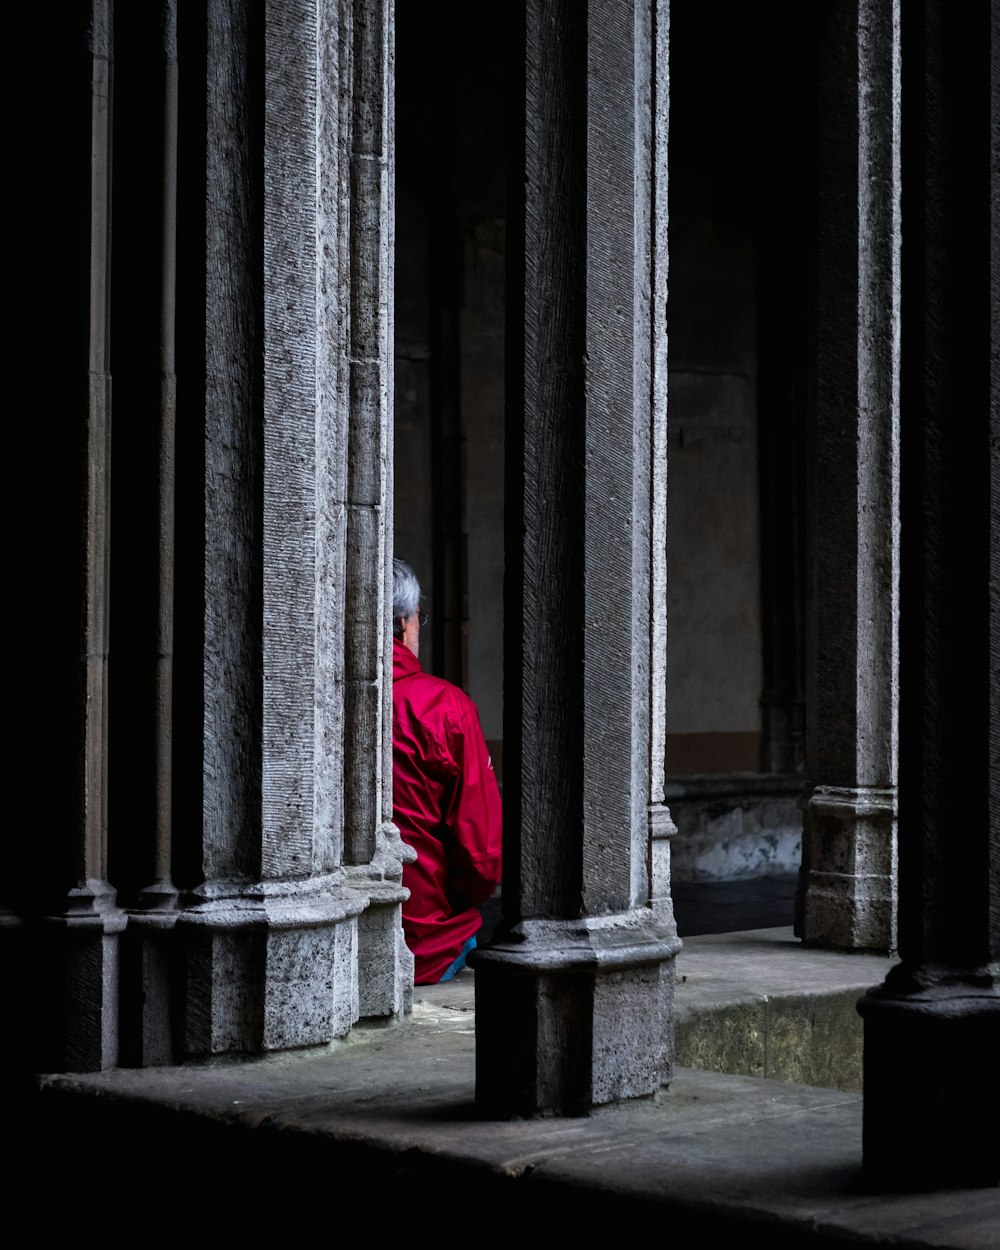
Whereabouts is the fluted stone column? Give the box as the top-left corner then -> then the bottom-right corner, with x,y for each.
472,0 -> 680,1116
857,0 -> 999,1190
177,0 -> 409,1058
798,0 -> 899,954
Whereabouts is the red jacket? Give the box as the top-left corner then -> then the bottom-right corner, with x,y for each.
392,639 -> 503,984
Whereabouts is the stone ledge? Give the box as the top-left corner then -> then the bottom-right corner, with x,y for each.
672,926 -> 897,1091
421,925 -> 896,1096
16,929 -> 996,1246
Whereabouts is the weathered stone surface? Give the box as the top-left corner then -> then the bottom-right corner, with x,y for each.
179,877 -> 369,1056
667,780 -> 803,882
474,911 -> 678,1115
801,0 -> 900,956
799,785 -> 897,953
478,0 -> 678,1115
860,0 -> 1000,1189
30,937 -> 999,1243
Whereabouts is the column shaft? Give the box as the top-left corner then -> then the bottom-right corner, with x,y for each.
474,0 -> 679,1117
858,0 -> 1000,1189
126,1 -> 182,1069
42,0 -> 128,1075
179,0 -> 409,1058
341,0 -> 415,1018
800,0 -> 900,954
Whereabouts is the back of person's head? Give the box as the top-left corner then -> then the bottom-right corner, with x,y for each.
392,558 -> 422,634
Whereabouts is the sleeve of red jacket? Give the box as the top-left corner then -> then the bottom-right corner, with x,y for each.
441,698 -> 503,909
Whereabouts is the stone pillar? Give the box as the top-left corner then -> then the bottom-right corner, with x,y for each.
798,0 -> 899,954
472,0 -> 680,1116
37,1 -> 128,1074
177,0 -> 408,1058
857,0 -> 999,1190
125,0 -> 182,1069
647,0 -> 679,948
339,0 -> 415,1018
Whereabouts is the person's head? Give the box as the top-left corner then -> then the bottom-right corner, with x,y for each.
392,557 -> 425,657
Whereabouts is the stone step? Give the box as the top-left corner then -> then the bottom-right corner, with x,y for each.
672,925 -> 898,1092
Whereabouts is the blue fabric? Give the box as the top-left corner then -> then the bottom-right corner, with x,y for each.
438,935 -> 477,982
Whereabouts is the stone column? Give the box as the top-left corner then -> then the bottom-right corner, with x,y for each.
177,0 -> 408,1057
857,0 -> 999,1190
125,0 -> 182,1069
39,1 -> 127,1074
798,0 -> 899,954
339,0 -> 415,1019
647,0 -> 679,947
472,0 -> 680,1116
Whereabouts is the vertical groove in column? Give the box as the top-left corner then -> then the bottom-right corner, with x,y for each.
648,0 -> 669,815
152,0 -> 179,893
381,0 -> 396,831
316,0 -> 349,873
203,0 -> 264,880
344,0 -> 390,866
582,0 -> 644,909
645,0 -> 678,929
520,0 -> 586,916
627,0 -> 655,900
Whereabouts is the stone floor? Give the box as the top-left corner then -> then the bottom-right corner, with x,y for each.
16,879 -> 999,1243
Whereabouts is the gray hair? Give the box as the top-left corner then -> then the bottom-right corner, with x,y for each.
392,558 -> 422,625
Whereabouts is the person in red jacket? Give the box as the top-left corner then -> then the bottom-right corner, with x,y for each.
391,558 -> 503,984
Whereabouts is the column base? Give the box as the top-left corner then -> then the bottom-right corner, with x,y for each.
39,880 -> 128,1073
649,802 -> 680,933
470,909 -> 681,1116
345,820 -> 416,1020
858,965 -> 1000,1189
798,785 -> 897,952
178,875 -> 367,1057
121,882 -> 181,1068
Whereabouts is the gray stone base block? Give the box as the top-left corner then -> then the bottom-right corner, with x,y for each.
122,920 -> 179,1068
264,921 -> 358,1050
800,786 -> 897,952
43,880 -> 127,1073
179,880 -> 366,1057
648,802 -> 679,930
183,925 -> 266,1056
858,978 -> 1000,1189
355,895 -> 413,1021
344,831 -> 416,1022
798,873 -> 896,953
471,911 -> 679,1116
63,928 -> 123,1073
